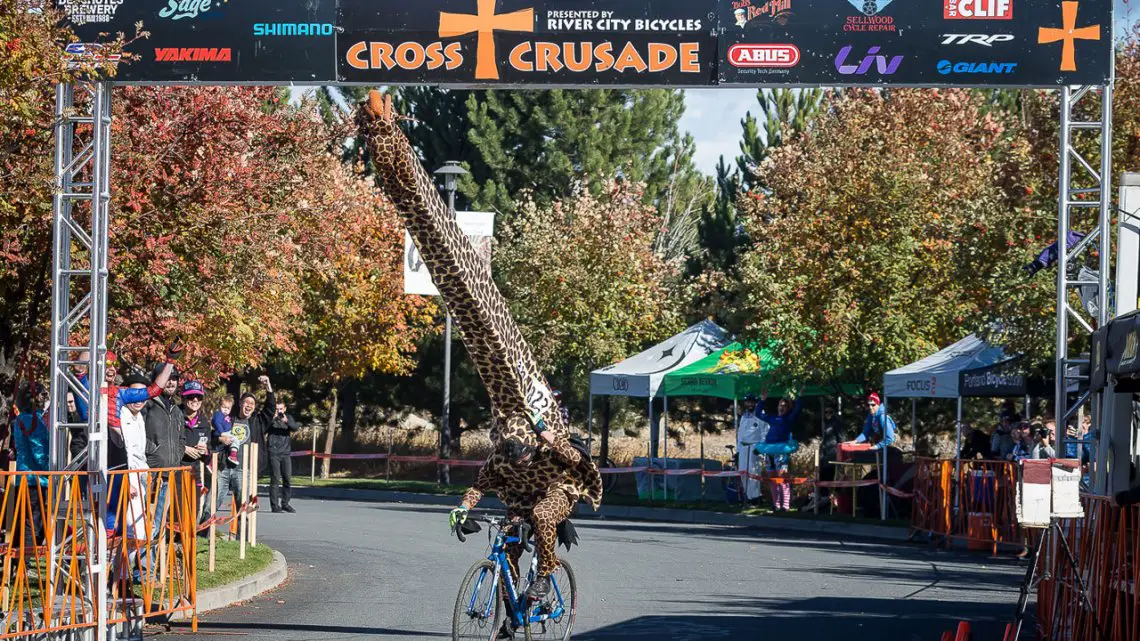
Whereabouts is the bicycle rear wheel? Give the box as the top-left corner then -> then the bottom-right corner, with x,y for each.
523,560 -> 577,641
453,559 -> 504,641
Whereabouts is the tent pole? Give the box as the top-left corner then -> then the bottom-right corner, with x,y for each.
647,396 -> 653,460
881,394 -> 889,521
911,398 -> 916,442
587,394 -> 594,455
955,396 -> 963,495
663,395 -> 669,500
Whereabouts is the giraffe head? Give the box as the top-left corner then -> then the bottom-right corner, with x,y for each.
494,413 -> 541,453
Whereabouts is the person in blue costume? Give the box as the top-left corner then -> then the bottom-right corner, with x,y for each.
756,389 -> 802,511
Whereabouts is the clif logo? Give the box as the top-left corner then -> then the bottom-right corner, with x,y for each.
944,0 -> 1012,20
154,47 -> 232,62
728,44 -> 800,68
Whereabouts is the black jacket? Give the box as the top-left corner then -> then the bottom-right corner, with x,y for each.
144,394 -> 186,468
214,390 -> 274,472
820,417 -> 847,462
265,412 -> 297,456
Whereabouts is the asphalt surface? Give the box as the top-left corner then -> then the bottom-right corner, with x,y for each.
156,498 -> 1028,641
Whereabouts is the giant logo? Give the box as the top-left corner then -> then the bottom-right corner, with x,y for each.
728,44 -> 800,68
834,45 -> 902,76
944,0 -> 1013,20
937,59 -> 1017,74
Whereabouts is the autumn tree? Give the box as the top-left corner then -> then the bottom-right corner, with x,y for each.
733,88 -> 1048,386
735,88 -> 825,192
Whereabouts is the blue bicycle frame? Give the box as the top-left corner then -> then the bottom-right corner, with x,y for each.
462,516 -> 567,629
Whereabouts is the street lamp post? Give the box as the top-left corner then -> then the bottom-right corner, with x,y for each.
434,161 -> 468,486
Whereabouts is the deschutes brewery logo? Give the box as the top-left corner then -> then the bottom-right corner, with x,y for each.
155,47 -> 232,62
61,0 -> 124,25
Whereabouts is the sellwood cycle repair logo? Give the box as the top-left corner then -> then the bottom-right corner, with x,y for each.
845,0 -> 896,33
344,1 -> 706,80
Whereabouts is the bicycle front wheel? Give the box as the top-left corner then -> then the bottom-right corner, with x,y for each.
453,559 -> 504,641
523,560 -> 577,641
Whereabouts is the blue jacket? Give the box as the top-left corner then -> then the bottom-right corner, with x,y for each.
760,397 -> 803,443
14,411 -> 50,487
856,406 -> 896,449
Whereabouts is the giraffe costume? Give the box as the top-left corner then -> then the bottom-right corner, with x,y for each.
357,92 -> 602,583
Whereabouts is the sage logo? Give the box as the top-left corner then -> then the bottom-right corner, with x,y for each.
941,34 -> 1015,46
834,45 -> 902,76
254,23 -> 335,36
159,0 -> 228,21
937,59 -> 1017,74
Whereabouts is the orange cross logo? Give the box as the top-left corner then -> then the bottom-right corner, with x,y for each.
439,0 -> 535,80
1037,1 -> 1100,72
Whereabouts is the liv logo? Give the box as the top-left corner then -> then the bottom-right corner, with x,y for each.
834,45 -> 902,75
159,0 -> 229,21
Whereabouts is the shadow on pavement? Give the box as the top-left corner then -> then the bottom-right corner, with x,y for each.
164,621 -> 450,638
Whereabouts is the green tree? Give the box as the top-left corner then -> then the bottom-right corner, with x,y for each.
736,88 -> 825,191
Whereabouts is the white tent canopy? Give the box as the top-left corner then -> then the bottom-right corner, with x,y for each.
589,320 -> 730,398
883,334 -> 1007,399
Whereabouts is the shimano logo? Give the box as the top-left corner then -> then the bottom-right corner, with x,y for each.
937,60 -> 1017,74
254,23 -> 334,36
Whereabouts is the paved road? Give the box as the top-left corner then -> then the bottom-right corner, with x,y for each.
156,498 -> 1027,641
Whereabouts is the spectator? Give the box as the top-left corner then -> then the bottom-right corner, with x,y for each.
202,375 -> 274,527
959,423 -> 991,460
118,373 -> 151,542
816,405 -> 846,498
180,381 -> 210,509
758,390 -> 803,512
1008,423 -> 1031,461
736,394 -> 768,504
848,392 -> 896,450
212,395 -> 238,465
990,413 -> 1018,460
143,363 -> 186,536
13,382 -> 49,547
1030,423 -> 1056,459
266,399 -> 298,513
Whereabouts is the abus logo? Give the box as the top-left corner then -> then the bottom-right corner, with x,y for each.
154,47 -> 232,62
834,45 -> 902,75
728,44 -> 800,68
937,59 -> 1017,74
944,0 -> 1013,20
941,34 -> 1015,46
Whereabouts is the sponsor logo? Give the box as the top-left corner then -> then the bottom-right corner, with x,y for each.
254,23 -> 334,37
154,47 -> 232,62
439,1 -> 534,80
346,42 -> 464,72
904,378 -> 935,393
727,44 -> 800,68
612,378 -> 629,391
1121,332 -> 1138,369
60,0 -> 124,25
844,0 -> 896,32
936,59 -> 1017,74
834,45 -> 902,76
1037,2 -> 1099,72
941,33 -> 1014,46
963,372 -> 1024,389
159,0 -> 229,21
731,0 -> 794,28
944,0 -> 1013,20
64,42 -> 122,67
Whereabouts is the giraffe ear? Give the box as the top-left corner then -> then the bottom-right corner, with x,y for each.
365,90 -> 392,120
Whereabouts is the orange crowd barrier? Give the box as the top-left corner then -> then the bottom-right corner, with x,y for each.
0,467 -> 197,639
910,458 -> 1022,554
1036,494 -> 1139,641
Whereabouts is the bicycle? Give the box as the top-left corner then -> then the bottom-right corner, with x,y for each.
452,515 -> 577,641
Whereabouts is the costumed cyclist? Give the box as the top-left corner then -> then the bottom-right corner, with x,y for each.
736,394 -> 768,504
756,388 -> 802,512
447,404 -> 602,639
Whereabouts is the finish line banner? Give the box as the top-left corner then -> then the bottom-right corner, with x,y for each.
58,0 -> 1113,87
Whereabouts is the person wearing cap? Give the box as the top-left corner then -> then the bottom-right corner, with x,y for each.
180,380 -> 210,512
849,393 -> 896,450
736,394 -> 769,504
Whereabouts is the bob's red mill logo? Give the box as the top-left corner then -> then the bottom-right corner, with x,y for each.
345,0 -> 703,79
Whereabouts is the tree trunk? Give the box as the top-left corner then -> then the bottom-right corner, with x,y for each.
438,411 -> 451,486
321,386 -> 338,479
600,396 -> 611,464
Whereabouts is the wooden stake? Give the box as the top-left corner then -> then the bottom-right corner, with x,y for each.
208,453 -> 217,573
249,442 -> 258,547
239,444 -> 248,560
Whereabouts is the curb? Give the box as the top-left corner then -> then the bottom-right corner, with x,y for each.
286,486 -> 911,542
172,549 -> 288,620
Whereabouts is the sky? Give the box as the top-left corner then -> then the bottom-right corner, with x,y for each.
679,1 -> 1138,176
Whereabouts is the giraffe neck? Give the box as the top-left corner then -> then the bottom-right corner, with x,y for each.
358,94 -> 565,443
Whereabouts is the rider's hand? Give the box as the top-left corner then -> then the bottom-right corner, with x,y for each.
449,507 -> 469,532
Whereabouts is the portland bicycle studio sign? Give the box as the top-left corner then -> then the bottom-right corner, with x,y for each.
962,371 -> 1025,393
59,0 -> 1112,86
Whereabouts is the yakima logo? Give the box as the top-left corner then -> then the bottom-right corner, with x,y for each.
728,44 -> 800,68
944,0 -> 1013,19
155,47 -> 232,62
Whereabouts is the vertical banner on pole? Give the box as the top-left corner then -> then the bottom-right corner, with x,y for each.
208,453 -> 217,573
250,442 -> 258,547
239,444 -> 248,560
663,396 -> 669,501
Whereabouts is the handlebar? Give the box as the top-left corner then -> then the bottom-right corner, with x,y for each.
455,514 -> 533,551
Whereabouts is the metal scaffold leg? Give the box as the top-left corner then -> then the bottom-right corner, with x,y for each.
50,81 -> 113,641
1055,84 -> 1112,458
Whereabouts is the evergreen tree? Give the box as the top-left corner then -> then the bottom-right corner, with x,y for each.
736,88 -> 824,191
